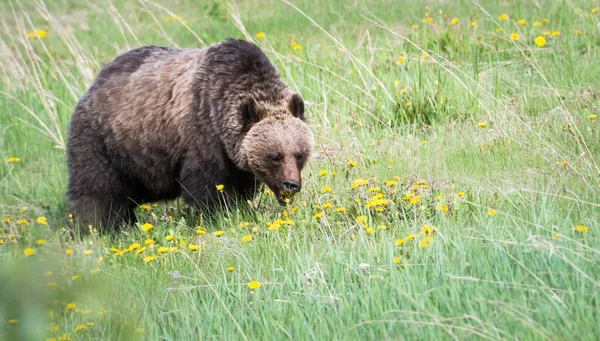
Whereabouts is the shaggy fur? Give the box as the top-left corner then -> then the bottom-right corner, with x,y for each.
66,38 -> 314,231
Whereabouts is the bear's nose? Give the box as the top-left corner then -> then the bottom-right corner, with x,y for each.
282,179 -> 301,193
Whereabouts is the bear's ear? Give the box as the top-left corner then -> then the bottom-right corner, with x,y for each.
290,93 -> 305,121
242,96 -> 260,125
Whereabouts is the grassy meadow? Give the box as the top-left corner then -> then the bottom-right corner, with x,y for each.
1,0 -> 599,340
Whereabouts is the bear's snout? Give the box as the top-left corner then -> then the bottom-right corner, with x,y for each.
282,179 -> 301,193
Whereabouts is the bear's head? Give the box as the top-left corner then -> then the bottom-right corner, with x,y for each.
241,93 -> 314,205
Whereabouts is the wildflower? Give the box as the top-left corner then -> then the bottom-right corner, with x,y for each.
478,122 -> 487,127
435,204 -> 448,212
165,235 -> 174,241
319,169 -> 328,176
367,187 -> 381,193
65,249 -> 73,255
216,184 -> 224,191
543,18 -> 550,23
24,248 -> 35,256
17,219 -> 28,225
139,205 -> 151,211
83,250 -> 92,255
366,227 -> 374,235
292,43 -> 302,50
510,33 -> 519,41
516,19 -> 526,26
188,244 -> 200,251
393,257 -> 400,264
471,21 -> 476,27
355,215 -> 367,223
87,322 -> 95,327
456,191 -> 465,198
384,180 -> 397,186
535,36 -> 546,47
347,160 -> 357,167
157,247 -> 169,254
377,225 -> 387,230
26,28 -> 47,39
406,234 -> 416,240
533,21 -> 541,27
35,239 -> 47,246
268,222 -> 281,231
351,178 -> 368,189
143,256 -> 155,263
214,230 -> 224,237
420,235 -> 433,248
248,281 -> 262,290
136,328 -> 145,333
450,17 -> 458,25
8,319 -> 18,324
405,102 -> 412,107
144,238 -> 154,245
420,225 -> 436,234
251,227 -> 259,233
572,225 -> 588,233
543,31 -> 551,36
48,282 -> 57,287
89,268 -> 100,274
593,8 -> 599,14
66,303 -> 76,311
574,30 -> 583,35
7,157 -> 20,163
422,16 -> 432,23
196,229 -> 206,236
241,234 -> 252,243
552,31 -> 560,36
588,115 -> 597,120
255,32 -> 265,39
409,196 -> 421,205
140,223 -> 152,231
498,14 -> 508,21
488,209 -> 497,216
37,216 -> 48,225
226,266 -> 235,272
135,247 -> 146,255
496,27 -> 503,32
336,207 -> 346,213
71,275 -> 80,281
321,186 -> 332,193
397,57 -> 405,63
553,233 -> 559,239
395,238 -> 405,246
74,324 -> 86,332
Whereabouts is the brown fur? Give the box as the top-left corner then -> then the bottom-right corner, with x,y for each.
66,39 -> 314,231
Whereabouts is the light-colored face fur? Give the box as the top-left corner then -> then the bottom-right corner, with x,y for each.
241,115 -> 314,205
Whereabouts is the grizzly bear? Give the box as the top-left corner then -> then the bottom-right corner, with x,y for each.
66,38 -> 314,231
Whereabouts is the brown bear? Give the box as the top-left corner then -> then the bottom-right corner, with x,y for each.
66,38 -> 314,231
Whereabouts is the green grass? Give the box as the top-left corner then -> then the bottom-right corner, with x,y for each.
1,0 -> 599,340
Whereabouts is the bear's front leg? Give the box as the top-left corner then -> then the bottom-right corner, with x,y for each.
179,154 -> 233,214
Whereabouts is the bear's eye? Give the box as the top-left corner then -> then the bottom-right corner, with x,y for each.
268,155 -> 283,164
295,154 -> 305,162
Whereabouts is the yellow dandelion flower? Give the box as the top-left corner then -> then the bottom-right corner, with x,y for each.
140,223 -> 152,231
196,229 -> 206,236
405,102 -> 412,107
456,191 -> 465,198
26,28 -> 47,39
87,322 -> 95,327
535,36 -> 546,47
157,247 -> 169,254
409,196 -> 421,205
37,216 -> 48,225
355,215 -> 367,223
8,319 -> 18,324
36,239 -> 46,245
336,207 -> 346,213
351,178 -> 369,189
319,169 -> 328,176
321,186 -> 332,193
553,233 -> 559,239
139,204 -> 151,211
406,234 -> 416,240
367,187 -> 381,193
435,204 -> 448,212
543,31 -> 551,36
478,122 -> 487,127
24,248 -> 35,256
488,209 -> 497,216
188,244 -> 200,251
422,16 -> 433,23
144,238 -> 154,245
450,17 -> 458,25
65,249 -> 73,255
89,268 -> 100,274
420,235 -> 433,248
393,257 -> 400,264
347,160 -> 357,167
593,8 -> 599,14
366,227 -> 374,235
396,238 -> 405,246
135,247 -> 146,255
226,266 -> 235,272
377,225 -> 387,230
552,31 -> 560,36
384,180 -> 397,187
313,211 -> 324,219
214,230 -> 224,237
165,235 -> 174,241
248,281 -> 262,289
65,303 -> 76,311
572,225 -> 588,233
587,114 -> 597,120
543,18 -> 550,23
533,21 -> 541,27
241,234 -> 252,243
471,21 -> 476,27
71,275 -> 80,281
397,57 -> 405,63
83,250 -> 92,255
516,19 -> 526,26
74,324 -> 86,332
7,157 -> 20,163
143,256 -> 155,263
216,184 -> 224,191
256,32 -> 265,38
510,33 -> 519,41
498,14 -> 508,21
292,43 -> 302,50
574,30 -> 583,35
251,227 -> 259,233
420,225 -> 436,234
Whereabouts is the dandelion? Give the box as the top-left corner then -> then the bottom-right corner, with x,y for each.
553,233 -> 559,239
143,256 -> 155,263
543,18 -> 550,23
65,249 -> 73,255
292,43 -> 302,50
139,205 -> 151,211
7,157 -> 20,163
397,57 -> 405,63
510,33 -> 519,41
420,225 -> 436,234
140,223 -> 153,231
157,247 -> 169,254
498,14 -> 508,21
405,102 -> 412,107
572,225 -> 588,233
393,257 -> 400,264
574,30 -> 583,35
533,21 -> 541,27
456,191 -> 465,198
214,230 -> 224,237
71,275 -> 80,281
406,234 -> 416,240
196,229 -> 206,236
226,266 -> 235,272
384,180 -> 397,187
36,239 -> 47,245
351,178 -> 369,189
588,114 -> 597,120
26,28 -> 47,39
450,17 -> 458,25
319,169 -> 328,176
478,122 -> 487,127
355,215 -> 367,223
488,209 -> 497,216
420,235 -> 433,248
241,234 -> 252,243
336,207 -> 346,213
422,16 -> 433,23
248,281 -> 262,289
66,303 -> 76,311
552,31 -> 560,36
347,160 -> 357,167
83,250 -> 92,255
320,186 -> 332,193
593,8 -> 599,14
24,248 -> 35,256
136,328 -> 145,333
37,216 -> 48,225
144,238 -> 154,245
135,247 -> 146,255
216,184 -> 224,191
516,19 -> 526,26
377,225 -> 387,230
471,21 -> 476,27
165,235 -> 174,241
8,319 -> 18,324
188,244 -> 200,251
409,196 -> 421,205
255,32 -> 265,39
543,31 -> 551,36
367,187 -> 380,193
89,268 -> 100,274
535,36 -> 546,47
74,325 -> 86,332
